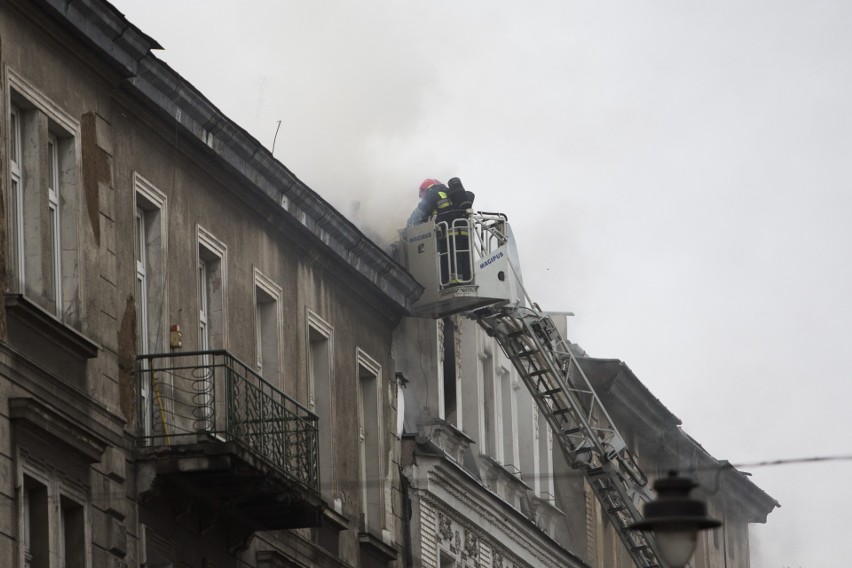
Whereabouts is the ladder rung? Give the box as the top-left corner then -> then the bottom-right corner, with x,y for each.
539,387 -> 561,397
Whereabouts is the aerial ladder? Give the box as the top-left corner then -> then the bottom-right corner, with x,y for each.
400,212 -> 665,568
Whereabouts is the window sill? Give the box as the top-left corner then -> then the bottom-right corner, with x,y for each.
5,294 -> 100,389
10,397 -> 108,462
5,293 -> 100,358
358,531 -> 398,562
322,504 -> 349,531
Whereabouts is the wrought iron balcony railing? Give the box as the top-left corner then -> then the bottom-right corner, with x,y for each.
136,350 -> 319,495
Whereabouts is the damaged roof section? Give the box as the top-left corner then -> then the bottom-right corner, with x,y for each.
577,357 -> 780,524
36,0 -> 422,312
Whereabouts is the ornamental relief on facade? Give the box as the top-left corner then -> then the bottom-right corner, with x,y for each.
493,549 -> 521,568
436,511 -> 480,566
429,492 -> 534,568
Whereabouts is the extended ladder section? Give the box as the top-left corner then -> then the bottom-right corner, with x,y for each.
400,213 -> 665,568
472,304 -> 663,568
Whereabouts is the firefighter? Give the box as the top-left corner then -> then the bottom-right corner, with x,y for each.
407,178 -> 475,226
408,178 -> 475,285
407,178 -> 452,226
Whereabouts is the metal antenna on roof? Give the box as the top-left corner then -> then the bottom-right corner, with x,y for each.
271,120 -> 282,155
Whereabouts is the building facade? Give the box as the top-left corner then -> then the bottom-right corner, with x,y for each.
0,1 -> 420,567
394,309 -> 779,568
0,2 -> 778,568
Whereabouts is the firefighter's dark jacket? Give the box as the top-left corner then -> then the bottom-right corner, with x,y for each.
407,184 -> 475,226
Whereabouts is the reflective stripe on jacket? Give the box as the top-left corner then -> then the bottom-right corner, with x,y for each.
431,191 -> 452,217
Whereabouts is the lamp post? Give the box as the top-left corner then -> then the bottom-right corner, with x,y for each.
629,471 -> 721,568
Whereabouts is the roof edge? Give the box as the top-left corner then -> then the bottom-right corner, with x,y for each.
38,0 -> 422,312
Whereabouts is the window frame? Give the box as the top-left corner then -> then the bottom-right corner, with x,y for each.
6,67 -> 81,323
197,225 -> 228,352
134,172 -> 168,437
47,133 -> 62,315
356,348 -> 385,536
307,309 -> 334,501
133,172 -> 168,355
9,104 -> 24,292
196,226 -> 227,434
17,450 -> 91,568
253,267 -> 282,385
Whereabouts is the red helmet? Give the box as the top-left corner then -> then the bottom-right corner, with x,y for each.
419,178 -> 442,197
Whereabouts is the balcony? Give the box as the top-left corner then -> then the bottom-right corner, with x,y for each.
135,350 -> 322,537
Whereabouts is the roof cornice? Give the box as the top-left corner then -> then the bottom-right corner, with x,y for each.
34,0 -> 422,312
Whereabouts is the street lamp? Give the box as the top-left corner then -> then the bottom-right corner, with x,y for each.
629,471 -> 721,568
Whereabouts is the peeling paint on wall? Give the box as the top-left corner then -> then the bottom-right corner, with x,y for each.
81,112 -> 112,246
118,295 -> 137,424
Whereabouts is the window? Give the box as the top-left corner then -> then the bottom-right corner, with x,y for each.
19,462 -> 89,568
134,173 -> 167,436
47,135 -> 62,313
459,318 -> 484,448
356,349 -> 383,535
518,395 -> 536,487
197,226 -> 227,432
441,317 -> 458,425
480,349 -> 498,458
254,269 -> 282,386
498,365 -> 519,472
60,495 -> 86,568
197,226 -> 226,352
134,173 -> 167,354
439,550 -> 456,568
536,410 -> 555,500
308,310 -> 334,502
141,524 -> 176,568
519,395 -> 555,499
7,69 -> 80,323
23,474 -> 48,568
9,105 -> 24,292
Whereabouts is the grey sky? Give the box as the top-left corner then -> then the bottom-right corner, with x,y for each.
110,1 -> 852,565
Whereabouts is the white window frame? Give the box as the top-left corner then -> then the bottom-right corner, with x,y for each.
199,259 -> 209,350
6,67 -> 81,322
47,134 -> 62,316
134,172 -> 168,438
196,226 -> 227,434
307,309 -> 334,501
253,268 -> 282,385
9,104 -> 24,291
134,172 -> 168,354
135,205 -> 151,437
197,225 -> 228,351
480,347 -> 498,459
498,363 -> 520,473
356,348 -> 385,536
537,409 -> 555,500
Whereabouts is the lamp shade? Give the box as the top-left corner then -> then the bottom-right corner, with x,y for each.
629,471 -> 721,567
655,528 -> 698,567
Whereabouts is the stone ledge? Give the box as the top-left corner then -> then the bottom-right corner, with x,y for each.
10,397 -> 109,463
